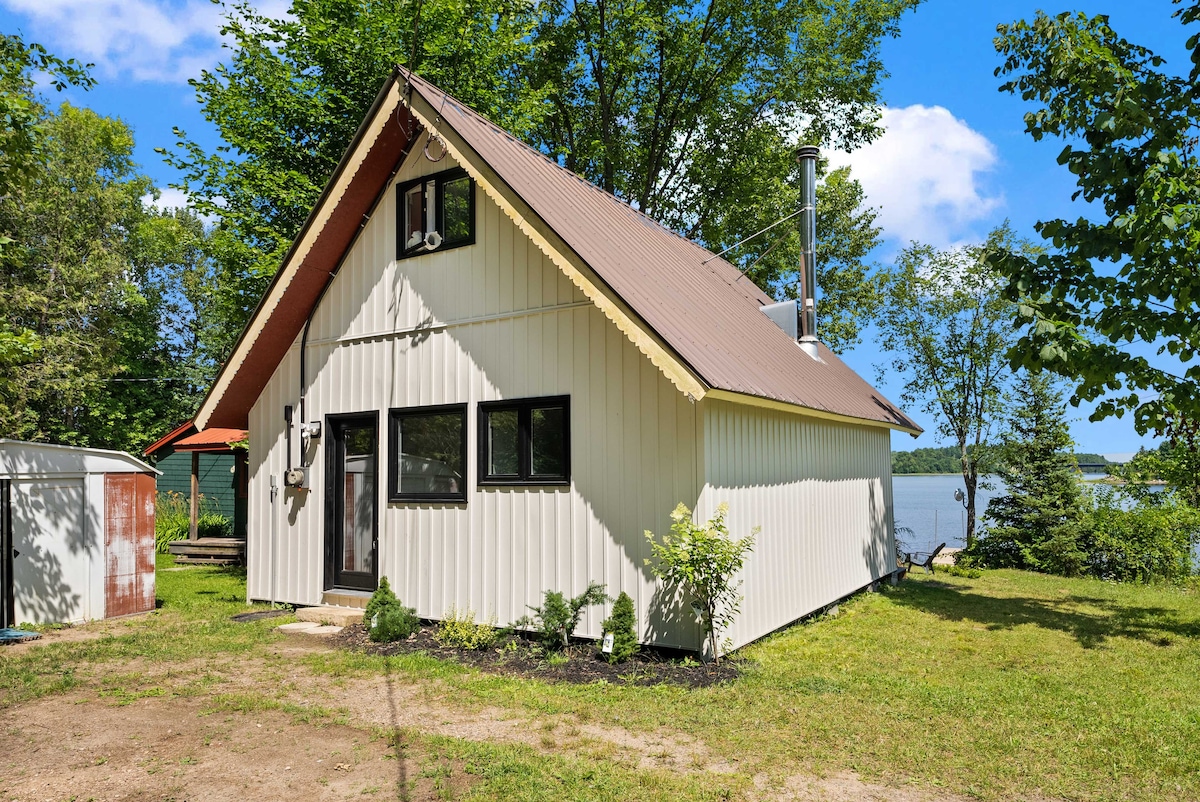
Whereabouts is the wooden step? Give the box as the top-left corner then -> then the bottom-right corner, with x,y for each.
167,537 -> 247,565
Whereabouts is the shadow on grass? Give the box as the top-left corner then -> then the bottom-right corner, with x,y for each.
890,579 -> 1200,649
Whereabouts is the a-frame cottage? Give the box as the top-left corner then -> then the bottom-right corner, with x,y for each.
194,69 -> 921,653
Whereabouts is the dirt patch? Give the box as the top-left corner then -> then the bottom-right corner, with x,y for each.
331,623 -> 741,688
0,692 -> 469,801
759,771 -> 978,801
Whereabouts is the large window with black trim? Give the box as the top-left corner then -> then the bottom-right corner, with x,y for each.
397,167 -> 475,258
388,404 -> 468,502
478,396 -> 570,485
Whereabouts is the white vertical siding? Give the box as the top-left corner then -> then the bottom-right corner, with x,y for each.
698,398 -> 895,651
246,145 -> 704,648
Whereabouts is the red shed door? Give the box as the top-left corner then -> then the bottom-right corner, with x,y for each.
104,473 -> 156,617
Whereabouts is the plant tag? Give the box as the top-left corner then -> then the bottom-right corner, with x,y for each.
370,613 -> 379,630
601,632 -> 614,654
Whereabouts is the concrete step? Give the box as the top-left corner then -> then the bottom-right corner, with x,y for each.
322,589 -> 372,609
294,605 -> 364,626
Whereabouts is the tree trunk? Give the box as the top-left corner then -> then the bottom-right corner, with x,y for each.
961,446 -> 977,549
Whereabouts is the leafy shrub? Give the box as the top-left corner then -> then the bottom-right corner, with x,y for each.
365,576 -> 420,642
436,607 -> 497,650
645,502 -> 756,663
518,582 -> 608,650
1084,488 -> 1200,583
196,512 -> 232,538
600,591 -> 638,663
946,564 -> 983,579
154,491 -> 232,553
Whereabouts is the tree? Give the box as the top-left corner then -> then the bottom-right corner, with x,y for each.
0,34 -> 94,366
875,229 -> 1022,548
991,7 -> 1200,435
972,370 -> 1089,575
645,502 -> 756,663
0,103 -> 205,450
167,0 -> 919,356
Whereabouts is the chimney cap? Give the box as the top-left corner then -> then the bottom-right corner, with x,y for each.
796,145 -> 820,161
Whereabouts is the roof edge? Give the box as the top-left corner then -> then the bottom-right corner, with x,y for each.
0,439 -> 162,475
704,390 -> 924,435
195,67 -> 409,429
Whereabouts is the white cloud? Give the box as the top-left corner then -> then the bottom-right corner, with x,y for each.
1,0 -> 290,83
827,104 -> 1003,248
143,187 -> 191,210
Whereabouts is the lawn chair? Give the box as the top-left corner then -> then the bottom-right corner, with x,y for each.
904,543 -> 946,574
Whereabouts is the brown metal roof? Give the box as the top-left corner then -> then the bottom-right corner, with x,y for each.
405,73 -> 920,433
199,69 -> 918,434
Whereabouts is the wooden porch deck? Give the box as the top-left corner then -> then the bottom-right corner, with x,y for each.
167,537 -> 246,565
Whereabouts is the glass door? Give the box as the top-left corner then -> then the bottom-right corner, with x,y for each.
327,415 -> 378,591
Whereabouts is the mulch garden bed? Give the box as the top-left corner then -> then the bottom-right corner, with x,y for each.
330,624 -> 742,688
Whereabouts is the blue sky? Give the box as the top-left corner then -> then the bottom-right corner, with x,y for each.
1,0 -> 1190,457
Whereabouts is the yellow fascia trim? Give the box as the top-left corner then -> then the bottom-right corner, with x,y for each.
196,83 -> 404,429
405,94 -> 708,402
706,389 -> 920,433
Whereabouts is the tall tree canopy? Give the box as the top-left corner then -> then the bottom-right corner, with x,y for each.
0,39 -> 214,450
0,103 -> 210,450
166,0 -> 919,359
992,5 -> 1200,434
875,229 -> 1023,547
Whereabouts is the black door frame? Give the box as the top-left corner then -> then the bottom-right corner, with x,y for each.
323,411 -> 380,592
1,479 -> 13,628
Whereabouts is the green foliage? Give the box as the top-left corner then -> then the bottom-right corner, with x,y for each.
991,7 -> 1200,433
972,372 -> 1089,575
1085,487 -> 1200,583
875,227 -> 1028,547
0,33 -> 94,204
645,502 -> 756,662
892,446 -> 965,474
600,591 -> 638,664
364,577 -> 420,643
436,607 -> 498,650
519,582 -> 608,650
154,491 -> 232,553
0,97 -> 212,451
166,0 -> 919,355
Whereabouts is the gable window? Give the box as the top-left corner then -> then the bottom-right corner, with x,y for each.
478,397 -> 570,485
397,167 -> 475,258
388,404 -> 468,502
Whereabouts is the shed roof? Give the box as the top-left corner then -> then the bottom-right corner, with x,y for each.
0,440 -> 160,478
196,69 -> 919,435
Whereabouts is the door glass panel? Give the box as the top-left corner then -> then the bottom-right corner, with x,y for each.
341,426 -> 375,575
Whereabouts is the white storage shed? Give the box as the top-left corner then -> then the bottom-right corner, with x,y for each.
0,440 -> 159,627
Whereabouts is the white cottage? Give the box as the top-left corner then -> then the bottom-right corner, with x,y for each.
193,70 -> 920,652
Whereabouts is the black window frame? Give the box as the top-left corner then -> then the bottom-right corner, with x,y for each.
478,396 -> 571,486
396,167 -> 476,259
387,403 -> 469,503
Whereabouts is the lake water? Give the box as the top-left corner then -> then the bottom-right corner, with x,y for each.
893,475 -> 1194,565
893,474 -> 1006,555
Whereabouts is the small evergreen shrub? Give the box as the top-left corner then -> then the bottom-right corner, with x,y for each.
600,591 -> 638,663
365,577 -> 420,642
518,582 -> 608,650
436,607 -> 497,649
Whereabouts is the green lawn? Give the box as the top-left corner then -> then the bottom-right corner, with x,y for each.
4,556 -> 1199,801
